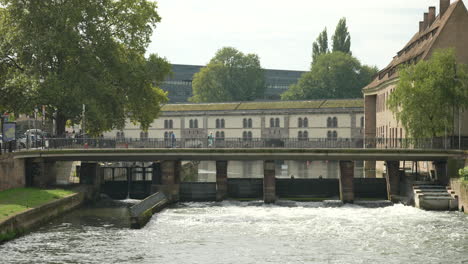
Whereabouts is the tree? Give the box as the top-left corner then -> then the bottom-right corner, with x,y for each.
332,18 -> 351,54
281,52 -> 377,100
388,49 -> 468,138
312,28 -> 328,64
0,0 -> 170,136
190,47 -> 266,103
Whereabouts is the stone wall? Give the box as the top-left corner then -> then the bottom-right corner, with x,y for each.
0,155 -> 25,191
450,178 -> 468,213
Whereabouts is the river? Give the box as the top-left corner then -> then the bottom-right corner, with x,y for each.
0,199 -> 467,264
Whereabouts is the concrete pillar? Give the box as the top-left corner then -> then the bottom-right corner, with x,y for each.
364,95 -> 377,178
386,161 -> 400,201
433,160 -> 460,186
216,161 -> 228,201
263,160 -> 276,203
339,160 -> 354,203
155,160 -> 181,202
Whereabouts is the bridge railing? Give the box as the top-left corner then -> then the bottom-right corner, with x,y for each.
8,136 -> 468,152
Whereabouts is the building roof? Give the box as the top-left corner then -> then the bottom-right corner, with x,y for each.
160,99 -> 363,112
363,0 -> 465,91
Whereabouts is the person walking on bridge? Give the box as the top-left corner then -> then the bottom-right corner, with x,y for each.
171,132 -> 176,148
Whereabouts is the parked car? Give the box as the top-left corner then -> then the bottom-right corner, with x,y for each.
17,129 -> 47,148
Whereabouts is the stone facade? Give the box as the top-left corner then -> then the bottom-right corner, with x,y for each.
104,99 -> 364,141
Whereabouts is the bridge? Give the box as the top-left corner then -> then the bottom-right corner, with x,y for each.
2,141 -> 465,205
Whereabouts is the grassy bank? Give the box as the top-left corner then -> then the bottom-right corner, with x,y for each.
0,188 -> 75,221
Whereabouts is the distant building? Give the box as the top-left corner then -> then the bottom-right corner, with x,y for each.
104,99 -> 364,141
161,64 -> 305,102
362,0 -> 468,177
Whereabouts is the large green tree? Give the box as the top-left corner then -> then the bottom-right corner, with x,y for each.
388,49 -> 468,138
190,47 -> 265,103
332,18 -> 351,54
0,0 -> 170,136
312,28 -> 328,64
282,52 -> 377,100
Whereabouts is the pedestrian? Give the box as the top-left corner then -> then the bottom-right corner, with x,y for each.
171,131 -> 176,148
208,132 -> 214,147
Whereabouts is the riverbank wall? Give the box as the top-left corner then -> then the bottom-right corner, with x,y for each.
0,192 -> 85,243
450,179 -> 468,213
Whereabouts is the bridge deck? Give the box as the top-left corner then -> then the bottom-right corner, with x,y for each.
11,148 -> 465,161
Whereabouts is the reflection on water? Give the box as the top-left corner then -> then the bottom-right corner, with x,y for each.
1,200 -> 467,264
194,160 -> 364,182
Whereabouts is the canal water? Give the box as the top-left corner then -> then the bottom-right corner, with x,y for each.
1,200 -> 467,264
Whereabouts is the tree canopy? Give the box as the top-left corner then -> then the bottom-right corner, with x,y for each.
312,28 -> 329,64
190,47 -> 265,103
282,52 -> 377,100
332,18 -> 351,54
0,0 -> 170,136
388,49 -> 468,138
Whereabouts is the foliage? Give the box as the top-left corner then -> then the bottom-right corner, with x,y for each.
282,52 -> 377,100
459,166 -> 468,181
388,49 -> 468,138
0,188 -> 75,221
332,18 -> 351,54
0,0 -> 170,136
312,28 -> 329,64
190,47 -> 266,103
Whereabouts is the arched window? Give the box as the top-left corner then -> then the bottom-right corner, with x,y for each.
220,131 -> 225,139
248,118 -> 252,128
247,131 -> 252,139
275,118 -> 280,127
303,118 -> 308,128
216,131 -> 220,138
216,119 -> 220,129
194,119 -> 198,128
298,118 -> 303,128
270,118 -> 274,128
189,119 -> 193,128
327,117 -> 332,128
243,118 -> 247,128
303,131 -> 308,139
333,117 -> 338,128
298,131 -> 303,138
164,120 -> 168,129
221,119 -> 225,128
360,116 -> 364,128
243,131 -> 247,140
327,131 -> 332,139
333,131 -> 338,139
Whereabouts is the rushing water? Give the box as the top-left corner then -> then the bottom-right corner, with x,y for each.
1,200 -> 467,264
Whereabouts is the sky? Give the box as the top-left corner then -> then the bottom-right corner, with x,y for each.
147,0 -> 451,71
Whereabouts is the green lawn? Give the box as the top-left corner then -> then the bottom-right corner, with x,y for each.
0,188 -> 75,221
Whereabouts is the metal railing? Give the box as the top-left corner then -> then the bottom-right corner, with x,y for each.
5,136 -> 468,152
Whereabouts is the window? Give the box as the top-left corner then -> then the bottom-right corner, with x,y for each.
248,131 -> 252,139
243,118 -> 248,128
298,131 -> 303,138
243,131 -> 252,141
164,132 -> 169,139
303,118 -> 308,128
360,117 -> 364,128
303,131 -> 308,139
327,117 -> 332,128
270,118 -> 274,128
248,118 -> 252,128
189,119 -> 194,128
216,131 -> 220,138
216,131 -> 225,140
169,120 -> 173,129
298,118 -> 303,128
327,131 -> 332,139
333,131 -> 338,139
216,119 -> 220,129
221,131 -> 225,139
221,119 -> 225,128
333,117 -> 338,128
164,120 -> 173,129
275,118 -> 280,127
194,119 -> 198,128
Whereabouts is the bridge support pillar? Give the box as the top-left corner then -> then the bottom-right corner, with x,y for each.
263,160 -> 276,203
154,160 -> 180,202
386,161 -> 400,201
434,159 -> 464,186
29,158 -> 57,188
339,160 -> 354,203
216,161 -> 228,201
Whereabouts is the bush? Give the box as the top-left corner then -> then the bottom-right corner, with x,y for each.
458,166 -> 468,181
